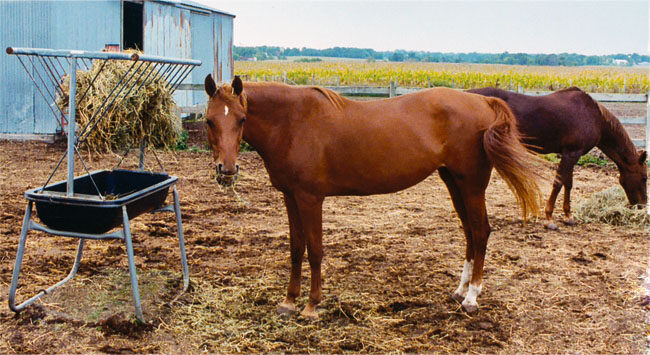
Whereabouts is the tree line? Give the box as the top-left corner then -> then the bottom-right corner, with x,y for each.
234,46 -> 649,66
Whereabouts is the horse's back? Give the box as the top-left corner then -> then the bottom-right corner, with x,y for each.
471,87 -> 603,154
294,88 -> 501,196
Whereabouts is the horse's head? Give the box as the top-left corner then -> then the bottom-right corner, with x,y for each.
204,74 -> 247,186
619,150 -> 648,205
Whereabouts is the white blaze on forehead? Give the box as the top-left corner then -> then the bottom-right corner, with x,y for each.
224,105 -> 229,116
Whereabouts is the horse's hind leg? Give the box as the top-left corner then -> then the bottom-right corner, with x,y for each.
461,191 -> 491,313
277,193 -> 306,315
438,168 -> 473,302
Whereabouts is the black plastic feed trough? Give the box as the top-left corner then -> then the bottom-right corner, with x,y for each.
25,170 -> 177,234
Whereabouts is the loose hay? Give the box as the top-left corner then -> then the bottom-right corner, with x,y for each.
574,186 -> 649,227
58,52 -> 181,152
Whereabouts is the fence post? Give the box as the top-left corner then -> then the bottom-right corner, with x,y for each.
428,77 -> 431,88
518,84 -> 524,94
623,78 -> 627,93
311,73 -> 315,85
283,71 -> 287,84
646,90 -> 649,155
389,79 -> 396,98
336,76 -> 340,86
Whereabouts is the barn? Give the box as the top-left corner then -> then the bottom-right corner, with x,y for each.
0,0 -> 234,139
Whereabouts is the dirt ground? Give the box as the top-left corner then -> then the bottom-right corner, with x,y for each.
0,101 -> 648,353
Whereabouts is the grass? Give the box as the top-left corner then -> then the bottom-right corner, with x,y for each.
541,153 -> 609,166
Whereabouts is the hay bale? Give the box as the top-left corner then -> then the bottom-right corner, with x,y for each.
58,52 -> 181,152
574,186 -> 649,228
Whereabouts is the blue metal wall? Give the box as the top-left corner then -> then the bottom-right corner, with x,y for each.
1,0 -> 234,135
0,0 -> 121,134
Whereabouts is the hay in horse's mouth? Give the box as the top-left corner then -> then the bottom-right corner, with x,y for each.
216,173 -> 238,187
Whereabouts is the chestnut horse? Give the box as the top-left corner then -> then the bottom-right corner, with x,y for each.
204,75 -> 541,318
468,87 -> 647,229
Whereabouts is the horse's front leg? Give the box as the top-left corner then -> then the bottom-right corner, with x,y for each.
294,192 -> 324,320
544,151 -> 580,230
561,163 -> 577,226
277,193 -> 305,315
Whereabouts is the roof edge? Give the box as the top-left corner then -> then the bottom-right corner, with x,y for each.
146,0 -> 235,17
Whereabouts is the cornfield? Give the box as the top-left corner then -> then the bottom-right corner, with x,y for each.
236,60 -> 649,93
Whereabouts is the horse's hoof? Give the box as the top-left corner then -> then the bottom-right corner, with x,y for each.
461,301 -> 479,314
563,218 -> 576,226
451,291 -> 465,303
300,306 -> 319,320
543,221 -> 558,230
277,302 -> 296,316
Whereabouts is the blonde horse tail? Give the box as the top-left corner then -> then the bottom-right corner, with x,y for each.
483,97 -> 542,221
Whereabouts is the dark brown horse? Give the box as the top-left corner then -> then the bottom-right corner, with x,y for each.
468,87 -> 647,229
204,75 -> 541,318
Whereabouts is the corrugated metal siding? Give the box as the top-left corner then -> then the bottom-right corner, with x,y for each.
1,1 -> 37,134
216,15 -> 233,84
1,0 -> 233,135
144,1 -> 193,106
0,0 -> 120,134
190,11 -> 214,105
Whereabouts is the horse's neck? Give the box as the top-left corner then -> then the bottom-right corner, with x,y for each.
241,84 -> 299,157
597,119 -> 637,172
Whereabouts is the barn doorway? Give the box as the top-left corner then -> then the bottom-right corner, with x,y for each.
123,1 -> 143,51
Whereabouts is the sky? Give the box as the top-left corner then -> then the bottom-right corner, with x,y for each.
194,0 -> 649,55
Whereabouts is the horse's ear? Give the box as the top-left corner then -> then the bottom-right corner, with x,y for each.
232,76 -> 243,96
639,150 -> 647,165
205,74 -> 217,98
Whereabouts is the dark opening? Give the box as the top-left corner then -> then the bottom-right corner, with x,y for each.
123,1 -> 143,51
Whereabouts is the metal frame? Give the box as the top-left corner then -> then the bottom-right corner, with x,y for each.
6,47 -> 200,322
8,186 -> 188,322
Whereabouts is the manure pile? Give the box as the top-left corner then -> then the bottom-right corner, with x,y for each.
58,53 -> 181,152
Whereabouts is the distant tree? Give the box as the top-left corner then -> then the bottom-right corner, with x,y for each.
234,46 -> 648,67
389,51 -> 405,62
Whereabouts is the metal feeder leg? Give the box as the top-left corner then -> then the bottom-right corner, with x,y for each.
121,205 -> 144,322
9,201 -> 86,313
172,186 -> 190,291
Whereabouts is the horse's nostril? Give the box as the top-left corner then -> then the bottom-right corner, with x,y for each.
217,163 -> 223,173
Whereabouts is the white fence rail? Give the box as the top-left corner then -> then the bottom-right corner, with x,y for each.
177,83 -> 650,148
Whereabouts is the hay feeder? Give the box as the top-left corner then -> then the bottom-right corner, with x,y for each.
6,47 -> 201,322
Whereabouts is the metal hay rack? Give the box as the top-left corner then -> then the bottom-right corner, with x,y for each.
6,47 -> 201,322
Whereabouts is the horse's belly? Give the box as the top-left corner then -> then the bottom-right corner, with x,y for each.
327,159 -> 440,196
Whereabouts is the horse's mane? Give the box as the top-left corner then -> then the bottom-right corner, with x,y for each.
595,100 -> 636,154
566,86 -> 637,158
216,82 -> 248,111
224,81 -> 344,111
311,86 -> 345,110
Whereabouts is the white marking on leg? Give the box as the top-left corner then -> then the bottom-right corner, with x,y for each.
462,284 -> 482,311
454,259 -> 473,298
224,105 -> 229,116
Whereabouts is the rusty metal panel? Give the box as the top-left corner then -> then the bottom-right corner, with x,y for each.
144,1 -> 192,106
214,15 -> 234,85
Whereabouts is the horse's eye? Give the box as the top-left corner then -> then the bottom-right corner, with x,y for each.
206,120 -> 214,128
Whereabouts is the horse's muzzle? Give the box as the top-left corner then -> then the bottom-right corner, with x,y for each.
216,165 -> 239,187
